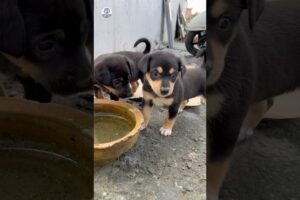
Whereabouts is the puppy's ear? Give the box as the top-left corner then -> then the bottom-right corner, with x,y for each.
126,58 -> 136,79
138,55 -> 152,74
178,58 -> 187,78
241,0 -> 264,30
0,0 -> 25,57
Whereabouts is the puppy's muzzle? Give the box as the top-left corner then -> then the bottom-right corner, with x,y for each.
118,84 -> 133,98
119,88 -> 133,98
160,86 -> 170,95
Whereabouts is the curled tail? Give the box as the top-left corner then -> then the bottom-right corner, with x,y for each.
133,38 -> 151,54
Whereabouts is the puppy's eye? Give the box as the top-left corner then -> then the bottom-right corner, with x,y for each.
171,73 -> 177,81
113,79 -> 122,87
218,17 -> 231,31
151,71 -> 160,79
37,40 -> 55,53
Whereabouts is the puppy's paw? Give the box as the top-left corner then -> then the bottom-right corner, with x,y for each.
159,127 -> 172,136
238,128 -> 254,142
140,123 -> 147,131
178,107 -> 184,114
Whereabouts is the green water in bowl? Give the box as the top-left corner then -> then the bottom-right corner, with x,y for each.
94,112 -> 134,144
0,148 -> 92,199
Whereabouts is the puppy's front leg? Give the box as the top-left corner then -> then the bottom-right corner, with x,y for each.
178,100 -> 188,113
207,110 -> 247,200
160,104 -> 179,136
130,81 -> 139,94
207,156 -> 232,200
20,76 -> 52,103
238,99 -> 273,141
140,98 -> 153,130
0,83 -> 7,97
109,93 -> 119,101
94,87 -> 104,99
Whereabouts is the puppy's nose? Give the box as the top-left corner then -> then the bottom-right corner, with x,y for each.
160,87 -> 170,95
119,91 -> 133,98
125,91 -> 133,97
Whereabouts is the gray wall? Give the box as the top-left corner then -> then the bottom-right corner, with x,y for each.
94,0 -> 180,57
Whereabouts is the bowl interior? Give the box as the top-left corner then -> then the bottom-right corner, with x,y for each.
94,99 -> 143,148
0,97 -> 93,199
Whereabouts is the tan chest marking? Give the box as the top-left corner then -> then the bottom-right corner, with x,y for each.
143,91 -> 174,106
153,97 -> 174,106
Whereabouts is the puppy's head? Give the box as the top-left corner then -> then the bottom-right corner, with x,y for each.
206,0 -> 264,86
0,0 -> 93,95
139,52 -> 186,97
94,54 -> 136,98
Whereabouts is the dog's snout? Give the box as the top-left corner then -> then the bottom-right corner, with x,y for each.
160,87 -> 170,95
119,91 -> 133,98
119,92 -> 132,98
124,89 -> 133,97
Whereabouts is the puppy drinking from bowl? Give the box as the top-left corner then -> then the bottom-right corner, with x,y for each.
94,38 -> 151,100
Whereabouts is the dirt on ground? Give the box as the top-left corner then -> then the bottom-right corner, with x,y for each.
221,118 -> 300,200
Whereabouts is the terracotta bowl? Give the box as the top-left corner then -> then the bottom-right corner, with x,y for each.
0,97 -> 93,199
94,99 -> 144,165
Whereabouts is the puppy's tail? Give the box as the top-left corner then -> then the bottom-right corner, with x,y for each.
134,38 -> 151,54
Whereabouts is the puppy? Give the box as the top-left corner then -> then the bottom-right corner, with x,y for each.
94,38 -> 151,100
207,0 -> 300,199
0,0 -> 93,102
139,51 -> 205,136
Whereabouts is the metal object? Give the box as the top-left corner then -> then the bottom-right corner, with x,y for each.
164,0 -> 174,48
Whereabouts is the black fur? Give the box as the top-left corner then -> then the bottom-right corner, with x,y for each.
94,38 -> 151,100
139,51 -> 205,123
133,38 -> 151,54
207,0 -> 300,198
208,0 -> 300,160
0,0 -> 93,102
0,0 -> 25,56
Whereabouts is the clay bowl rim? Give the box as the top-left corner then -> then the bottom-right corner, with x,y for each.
0,97 -> 92,135
94,99 -> 144,150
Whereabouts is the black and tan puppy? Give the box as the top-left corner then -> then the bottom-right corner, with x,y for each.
94,38 -> 151,100
207,0 -> 300,199
0,0 -> 93,102
139,51 -> 205,136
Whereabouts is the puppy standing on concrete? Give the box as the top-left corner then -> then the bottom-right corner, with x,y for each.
139,51 -> 205,136
207,0 -> 300,199
94,38 -> 151,100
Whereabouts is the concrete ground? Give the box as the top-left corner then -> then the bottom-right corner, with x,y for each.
94,104 -> 206,200
220,118 -> 300,200
94,43 -> 206,200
